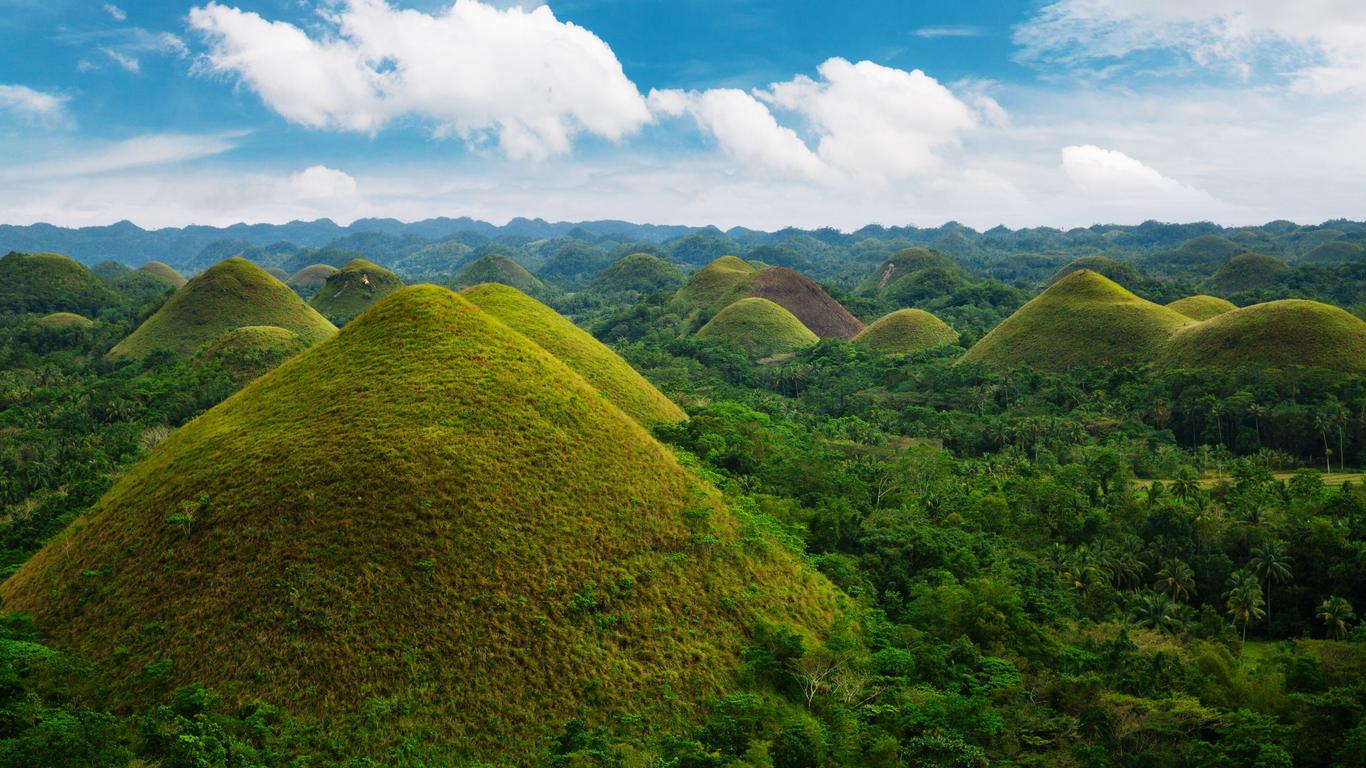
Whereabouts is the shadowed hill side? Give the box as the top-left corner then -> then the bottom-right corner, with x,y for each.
749,266 -> 864,339
585,252 -> 685,297
1158,299 -> 1366,375
0,251 -> 119,316
107,257 -> 336,360
455,253 -> 546,295
1202,252 -> 1290,294
308,258 -> 404,324
961,270 -> 1192,371
0,285 -> 840,764
1167,295 -> 1238,321
462,283 -> 685,426
852,308 -> 957,354
697,297 -> 819,358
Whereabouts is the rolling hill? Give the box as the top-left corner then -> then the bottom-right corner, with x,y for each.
308,258 -> 404,325
107,257 -> 336,360
1158,299 -> 1366,375
852,308 -> 957,354
461,283 -> 685,426
1303,241 -> 1365,265
857,247 -> 964,296
585,252 -> 685,297
697,297 -> 819,358
287,263 -> 338,292
137,261 -> 187,287
0,285 -> 840,764
749,266 -> 864,339
1167,295 -> 1238,321
36,311 -> 94,329
195,325 -> 310,385
0,251 -> 119,316
671,255 -> 758,314
455,253 -> 546,295
1046,256 -> 1146,289
1202,252 -> 1290,294
961,269 -> 1192,371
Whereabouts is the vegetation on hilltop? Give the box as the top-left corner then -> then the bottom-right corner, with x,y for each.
851,308 -> 958,354
1168,294 -> 1239,321
137,261 -> 187,287
0,251 -> 119,316
107,257 -> 335,360
307,258 -> 404,325
1159,299 -> 1366,375
697,297 -> 819,358
455,253 -> 547,295
585,251 -> 685,297
1204,252 -> 1291,294
672,255 -> 758,315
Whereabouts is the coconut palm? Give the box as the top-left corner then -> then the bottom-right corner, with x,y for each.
1249,544 -> 1292,623
1317,596 -> 1356,640
1154,558 -> 1196,603
1225,570 -> 1265,644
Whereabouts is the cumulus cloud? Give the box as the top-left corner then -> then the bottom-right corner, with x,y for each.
188,0 -> 651,159
0,84 -> 68,124
648,88 -> 826,178
288,165 -> 359,201
1060,144 -> 1224,216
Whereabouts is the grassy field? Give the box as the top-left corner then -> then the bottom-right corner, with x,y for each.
852,308 -> 957,354
1157,299 -> 1366,375
35,311 -> 94,328
1135,471 -> 1366,489
697,296 -> 819,357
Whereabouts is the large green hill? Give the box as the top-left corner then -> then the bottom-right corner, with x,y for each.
107,257 -> 336,360
1158,299 -> 1366,375
308,258 -> 404,325
1202,252 -> 1290,294
749,266 -> 864,339
455,253 -> 546,295
286,263 -> 338,292
857,247 -> 963,296
961,270 -> 1192,371
137,261 -> 187,287
852,308 -> 957,354
585,252 -> 685,297
0,285 -> 840,763
672,255 -> 758,315
462,283 -> 685,426
1167,295 -> 1237,321
0,251 -> 119,316
697,297 -> 819,358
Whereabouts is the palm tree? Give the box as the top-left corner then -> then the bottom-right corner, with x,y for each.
1317,596 -> 1356,640
1154,558 -> 1196,603
1172,472 -> 1200,504
1248,544 -> 1292,624
1225,570 -> 1265,644
1313,411 -> 1334,474
1131,591 -> 1185,635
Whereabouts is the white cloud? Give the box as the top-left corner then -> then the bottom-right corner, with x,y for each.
914,26 -> 984,39
104,3 -> 126,21
288,165 -> 358,200
648,88 -> 826,178
103,47 -> 140,73
0,84 -> 68,123
188,0 -> 651,159
2,132 -> 242,180
1061,144 -> 1214,199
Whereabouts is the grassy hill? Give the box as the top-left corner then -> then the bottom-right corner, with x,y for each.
1303,241 -> 1364,265
0,251 -> 119,316
1203,252 -> 1290,294
36,311 -> 93,329
1046,256 -> 1146,288
852,308 -> 957,354
455,253 -> 546,295
462,283 -> 685,426
749,266 -> 864,339
138,261 -> 187,287
1158,299 -> 1366,375
585,252 -> 685,297
107,257 -> 336,360
857,247 -> 962,296
0,285 -> 840,764
195,325 -> 309,385
697,297 -> 819,358
1167,295 -> 1238,321
961,270 -> 1192,371
671,256 -> 758,315
287,263 -> 338,292
308,258 -> 404,325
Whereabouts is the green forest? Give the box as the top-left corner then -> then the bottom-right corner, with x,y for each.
2,218 -> 1366,768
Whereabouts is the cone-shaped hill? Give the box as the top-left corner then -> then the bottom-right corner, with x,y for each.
287,263 -> 338,291
857,247 -> 965,296
1303,241 -> 1364,265
107,257 -> 336,360
1046,256 -> 1146,288
462,283 -> 685,426
1167,295 -> 1237,321
36,311 -> 94,329
456,253 -> 546,294
0,285 -> 840,763
852,308 -> 957,354
1157,300 -> 1366,375
697,297 -> 819,358
961,270 -> 1192,371
1202,252 -> 1289,294
0,251 -> 119,315
585,252 -> 685,297
749,266 -> 864,339
138,261 -> 188,287
308,258 -> 404,325
672,255 -> 758,314
195,325 -> 310,385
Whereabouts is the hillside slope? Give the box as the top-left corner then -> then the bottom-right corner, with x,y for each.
1158,299 -> 1366,375
455,253 -> 546,295
0,251 -> 119,315
698,297 -> 819,358
672,256 -> 758,315
852,308 -> 957,354
308,258 -> 404,324
1167,295 -> 1238,321
749,266 -> 864,339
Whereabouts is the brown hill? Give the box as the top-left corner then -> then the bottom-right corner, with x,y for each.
748,266 -> 864,339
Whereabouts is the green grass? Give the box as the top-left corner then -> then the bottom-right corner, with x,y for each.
287,263 -> 338,289
308,258 -> 404,325
1157,299 -> 1366,375
455,253 -> 545,295
108,257 -> 336,360
857,247 -> 961,295
138,261 -> 187,287
671,256 -> 757,314
1046,256 -> 1146,288
195,325 -> 310,385
0,285 -> 841,764
1202,252 -> 1290,294
585,252 -> 684,297
1303,241 -> 1364,265
0,251 -> 119,316
749,266 -> 865,339
697,297 -> 820,358
852,308 -> 957,354
961,269 -> 1192,371
462,283 -> 686,426
36,311 -> 94,329
1167,295 -> 1238,321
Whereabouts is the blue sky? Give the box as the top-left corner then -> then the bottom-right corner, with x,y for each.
1,0 -> 1363,229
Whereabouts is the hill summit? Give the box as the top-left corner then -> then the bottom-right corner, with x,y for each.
672,255 -> 758,314
137,261 -> 188,287
585,252 -> 685,296
1,285 -> 839,764
107,257 -> 336,360
961,269 -> 1192,371
0,251 -> 118,315
1158,299 -> 1366,375
852,308 -> 957,354
456,253 -> 546,295
462,283 -> 685,426
1167,295 -> 1237,321
698,296 -> 819,358
308,258 -> 403,324
749,266 -> 864,339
